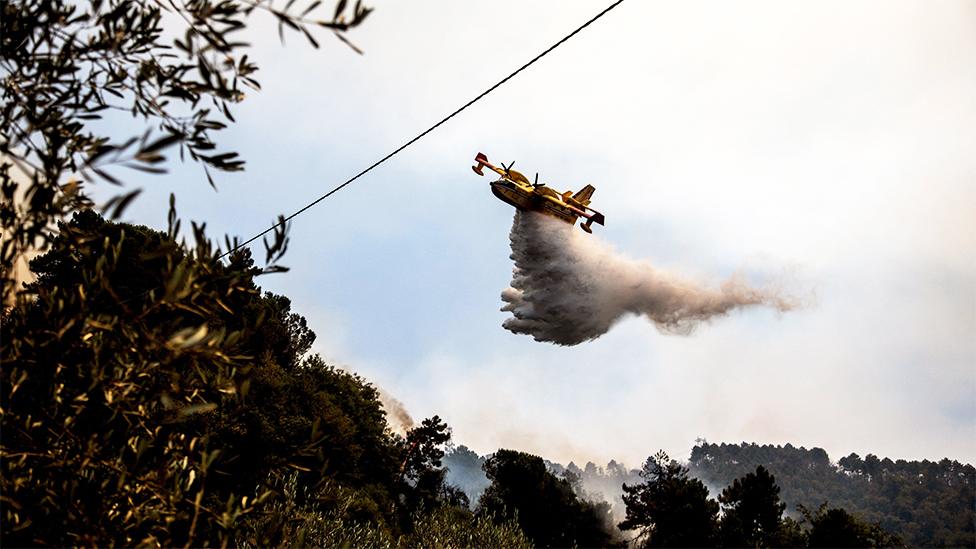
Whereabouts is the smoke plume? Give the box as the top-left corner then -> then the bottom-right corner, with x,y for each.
377,388 -> 414,436
501,212 -> 794,345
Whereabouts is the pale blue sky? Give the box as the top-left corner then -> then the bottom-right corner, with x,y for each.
106,0 -> 975,466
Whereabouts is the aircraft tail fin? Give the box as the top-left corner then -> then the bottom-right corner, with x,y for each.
572,184 -> 596,206
472,152 -> 489,175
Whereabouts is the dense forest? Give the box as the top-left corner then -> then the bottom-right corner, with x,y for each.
445,443 -> 976,547
2,211 -> 529,546
10,211 -> 975,547
689,442 -> 976,547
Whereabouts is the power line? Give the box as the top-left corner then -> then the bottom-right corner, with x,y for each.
219,0 -> 626,259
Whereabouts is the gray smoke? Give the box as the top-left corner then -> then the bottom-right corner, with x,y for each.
377,388 -> 414,436
501,212 -> 794,345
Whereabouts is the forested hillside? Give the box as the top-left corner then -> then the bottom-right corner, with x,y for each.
1,212 -> 528,546
6,211 -> 973,547
689,442 -> 975,547
445,443 -> 975,547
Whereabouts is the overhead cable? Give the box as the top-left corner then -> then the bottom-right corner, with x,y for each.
219,0 -> 626,259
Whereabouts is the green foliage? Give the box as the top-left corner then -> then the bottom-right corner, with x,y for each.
620,452 -> 905,548
1,210 -> 278,545
0,212 -> 464,544
0,1 -> 527,545
689,442 -> 975,547
718,465 -> 787,548
777,516 -> 810,548
477,448 -> 624,548
1,0 -> 369,302
239,476 -> 530,549
236,472 -> 397,548
801,504 -> 903,548
397,416 -> 470,519
401,506 -> 532,549
619,450 -> 719,548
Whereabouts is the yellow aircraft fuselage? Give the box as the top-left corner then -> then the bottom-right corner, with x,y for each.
472,152 -> 605,233
489,171 -> 578,224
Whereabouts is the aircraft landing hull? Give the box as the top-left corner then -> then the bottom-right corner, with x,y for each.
490,180 -> 577,225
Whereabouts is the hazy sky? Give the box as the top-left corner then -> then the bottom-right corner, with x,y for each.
112,0 -> 975,467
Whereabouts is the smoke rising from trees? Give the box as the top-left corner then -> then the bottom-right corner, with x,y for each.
377,387 -> 415,435
501,212 -> 795,345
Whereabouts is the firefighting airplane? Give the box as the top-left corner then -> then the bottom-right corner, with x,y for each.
471,152 -> 606,233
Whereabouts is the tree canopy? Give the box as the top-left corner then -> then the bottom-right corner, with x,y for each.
1,0 -> 369,301
0,211 -> 462,545
718,465 -> 788,547
0,2 -> 538,544
618,450 -> 719,548
690,442 -> 974,547
477,448 -> 623,548
802,504 -> 902,548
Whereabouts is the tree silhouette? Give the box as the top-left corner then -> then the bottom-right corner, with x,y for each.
619,450 -> 719,548
718,465 -> 787,548
802,504 -> 903,548
397,415 -> 471,520
477,449 -> 622,548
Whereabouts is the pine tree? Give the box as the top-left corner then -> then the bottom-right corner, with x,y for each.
619,451 -> 719,548
718,465 -> 787,548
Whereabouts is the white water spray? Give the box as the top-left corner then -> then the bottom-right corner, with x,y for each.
501,212 -> 794,345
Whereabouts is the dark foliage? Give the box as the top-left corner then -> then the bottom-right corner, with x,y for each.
396,415 -> 471,522
477,448 -> 624,548
0,1 -> 523,545
0,212 -> 460,545
3,209 -> 272,545
689,442 -> 975,547
718,465 -> 787,548
619,450 -> 719,548
802,504 -> 903,548
1,0 -> 369,301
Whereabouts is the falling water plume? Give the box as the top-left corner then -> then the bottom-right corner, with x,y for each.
501,212 -> 795,345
